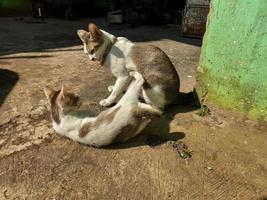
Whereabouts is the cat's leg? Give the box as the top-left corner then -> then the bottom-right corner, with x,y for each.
137,102 -> 163,116
129,71 -> 144,86
141,87 -> 166,111
99,76 -> 131,106
108,85 -> 114,92
138,102 -> 157,110
117,71 -> 144,105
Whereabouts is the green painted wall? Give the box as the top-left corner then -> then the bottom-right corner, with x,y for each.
0,0 -> 32,16
198,0 -> 267,120
0,0 -> 31,9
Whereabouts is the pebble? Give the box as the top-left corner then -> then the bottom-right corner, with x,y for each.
207,166 -> 213,170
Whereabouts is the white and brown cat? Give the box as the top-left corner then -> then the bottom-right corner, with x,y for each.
77,23 -> 184,110
44,71 -> 161,147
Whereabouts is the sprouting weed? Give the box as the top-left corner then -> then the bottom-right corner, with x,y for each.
197,104 -> 211,117
179,149 -> 193,159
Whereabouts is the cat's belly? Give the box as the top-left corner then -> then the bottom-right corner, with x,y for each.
53,122 -> 81,142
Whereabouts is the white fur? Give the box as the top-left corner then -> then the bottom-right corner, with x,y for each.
88,53 -> 96,60
97,31 -> 166,108
53,114 -> 95,142
83,42 -> 88,54
78,28 -> 167,109
51,72 -> 161,147
108,85 -> 114,92
142,86 -> 166,109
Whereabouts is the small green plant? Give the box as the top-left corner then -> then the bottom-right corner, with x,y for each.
197,104 -> 211,117
172,142 -> 193,160
179,149 -> 193,159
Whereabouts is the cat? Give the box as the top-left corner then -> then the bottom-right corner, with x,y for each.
44,71 -> 162,147
77,23 -> 185,111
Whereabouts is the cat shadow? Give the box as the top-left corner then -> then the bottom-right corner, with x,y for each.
0,69 -> 19,107
105,131 -> 185,149
105,103 -> 199,149
105,88 -> 200,149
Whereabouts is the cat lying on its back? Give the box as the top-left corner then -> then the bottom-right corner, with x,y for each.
44,71 -> 161,147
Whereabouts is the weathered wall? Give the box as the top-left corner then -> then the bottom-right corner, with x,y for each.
198,0 -> 267,120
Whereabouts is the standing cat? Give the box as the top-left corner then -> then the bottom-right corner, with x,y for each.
77,23 -> 183,110
44,71 -> 161,147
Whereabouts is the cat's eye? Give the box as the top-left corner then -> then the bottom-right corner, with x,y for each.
90,49 -> 95,54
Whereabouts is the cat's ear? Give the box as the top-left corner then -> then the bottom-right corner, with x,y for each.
44,86 -> 55,101
77,29 -> 89,43
59,85 -> 67,100
88,23 -> 102,40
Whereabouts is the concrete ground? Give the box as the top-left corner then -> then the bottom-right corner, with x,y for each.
0,18 -> 266,200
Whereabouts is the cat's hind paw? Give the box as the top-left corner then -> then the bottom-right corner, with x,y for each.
99,99 -> 113,107
129,71 -> 137,77
108,85 -> 114,92
129,71 -> 144,85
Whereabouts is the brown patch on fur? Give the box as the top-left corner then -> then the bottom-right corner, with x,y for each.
50,90 -> 61,124
132,106 -> 161,120
84,23 -> 117,64
67,93 -> 80,107
115,106 -> 161,142
142,76 -> 164,89
88,23 -> 102,40
84,24 -> 104,54
79,122 -> 93,138
44,86 -> 55,101
131,44 -> 180,103
57,89 -> 80,109
78,106 -> 121,138
115,123 -> 137,142
94,106 -> 121,128
87,40 -> 103,54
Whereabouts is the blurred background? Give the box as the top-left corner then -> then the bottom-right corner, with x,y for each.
0,0 -> 209,38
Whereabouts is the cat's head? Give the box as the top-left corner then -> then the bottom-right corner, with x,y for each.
44,86 -> 82,113
77,23 -> 105,61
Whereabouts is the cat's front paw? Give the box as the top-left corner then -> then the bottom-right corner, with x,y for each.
99,99 -> 112,107
108,85 -> 114,92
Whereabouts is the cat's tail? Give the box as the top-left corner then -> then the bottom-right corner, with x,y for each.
133,104 -> 162,120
